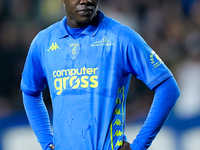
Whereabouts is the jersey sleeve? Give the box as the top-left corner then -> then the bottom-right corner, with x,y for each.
23,92 -> 53,150
130,76 -> 180,149
122,30 -> 172,89
21,33 -> 47,95
21,33 -> 53,150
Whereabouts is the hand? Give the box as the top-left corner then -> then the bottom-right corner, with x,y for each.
118,141 -> 132,150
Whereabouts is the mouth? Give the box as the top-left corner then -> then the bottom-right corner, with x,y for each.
77,9 -> 94,16
77,6 -> 95,16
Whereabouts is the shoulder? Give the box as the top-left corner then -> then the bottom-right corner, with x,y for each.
36,21 -> 61,42
28,20 -> 62,56
102,16 -> 145,44
33,21 -> 61,44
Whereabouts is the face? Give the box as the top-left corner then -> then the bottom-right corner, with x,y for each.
62,0 -> 100,28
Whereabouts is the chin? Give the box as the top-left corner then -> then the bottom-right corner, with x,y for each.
79,18 -> 93,25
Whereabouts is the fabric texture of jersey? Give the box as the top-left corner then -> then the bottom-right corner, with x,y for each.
21,11 -> 173,150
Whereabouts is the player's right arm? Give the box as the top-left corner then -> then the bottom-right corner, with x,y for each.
22,92 -> 53,150
21,33 -> 53,150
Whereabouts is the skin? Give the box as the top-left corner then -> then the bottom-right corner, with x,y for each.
61,0 -> 100,28
119,141 -> 132,150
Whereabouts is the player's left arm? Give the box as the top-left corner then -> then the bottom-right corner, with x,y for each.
126,76 -> 180,150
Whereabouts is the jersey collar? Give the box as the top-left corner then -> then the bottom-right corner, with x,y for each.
59,10 -> 106,38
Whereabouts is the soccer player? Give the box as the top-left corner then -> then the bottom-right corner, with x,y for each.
21,0 -> 180,150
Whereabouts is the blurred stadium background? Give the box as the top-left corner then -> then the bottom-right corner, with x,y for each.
0,0 -> 200,149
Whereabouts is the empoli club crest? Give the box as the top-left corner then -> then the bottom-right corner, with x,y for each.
69,43 -> 80,60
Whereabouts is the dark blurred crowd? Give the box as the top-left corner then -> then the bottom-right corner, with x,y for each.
0,0 -> 64,117
0,0 -> 200,122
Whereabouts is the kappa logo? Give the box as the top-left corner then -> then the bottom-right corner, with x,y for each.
115,140 -> 123,147
113,119 -> 122,126
47,42 -> 60,51
69,43 -> 80,60
91,35 -> 114,47
114,130 -> 123,137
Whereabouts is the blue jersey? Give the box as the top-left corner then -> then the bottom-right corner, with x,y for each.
21,11 -> 172,150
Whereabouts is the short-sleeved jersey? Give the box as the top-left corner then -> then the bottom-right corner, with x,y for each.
21,11 -> 172,150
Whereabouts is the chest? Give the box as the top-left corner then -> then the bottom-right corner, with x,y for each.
44,35 -> 118,71
42,35 -> 124,96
